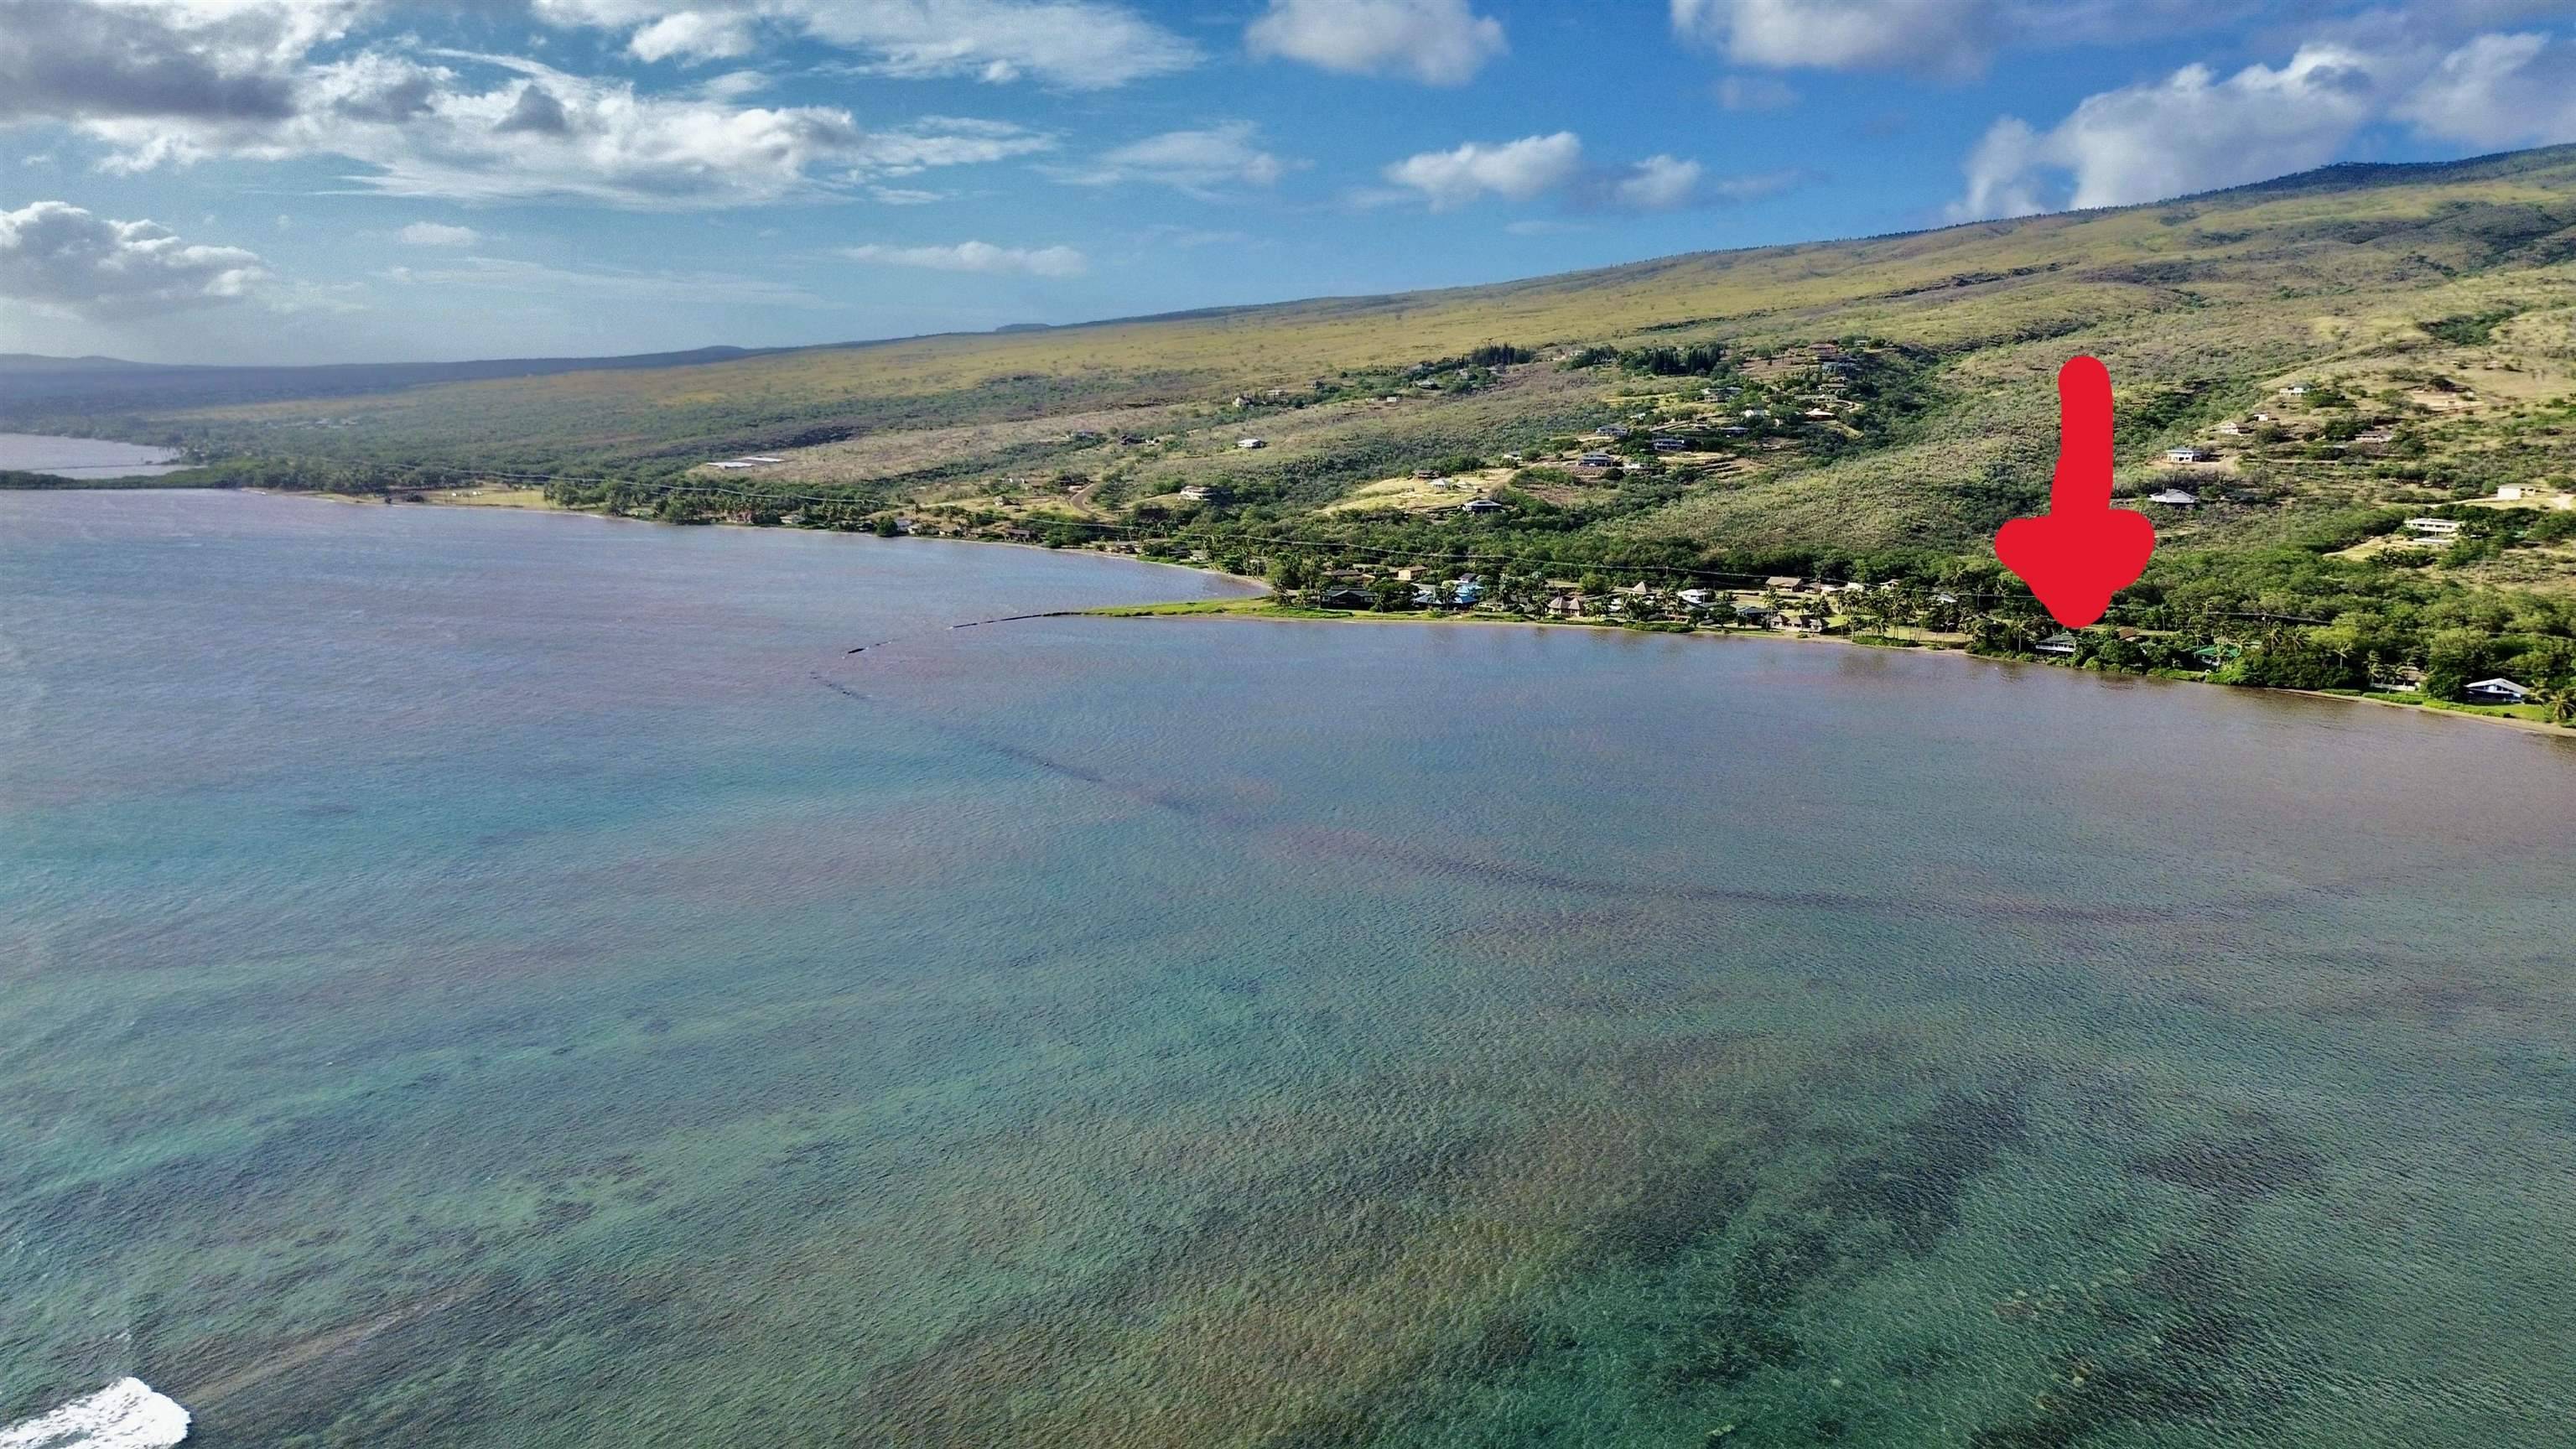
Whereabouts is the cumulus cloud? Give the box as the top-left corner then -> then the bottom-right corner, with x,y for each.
0,0 -> 357,124
1247,0 -> 1506,86
1608,154 -> 1706,211
1951,44 -> 2390,218
73,52 -> 1055,207
1384,132 -> 1583,210
2396,30 -> 2576,148
0,200 -> 266,318
397,221 -> 480,247
535,0 -> 1199,88
839,241 -> 1088,276
1949,27 -> 2576,221
1670,0 -> 2224,78
1054,122 -> 1287,194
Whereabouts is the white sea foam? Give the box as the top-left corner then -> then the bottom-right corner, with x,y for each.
0,1380 -> 190,1449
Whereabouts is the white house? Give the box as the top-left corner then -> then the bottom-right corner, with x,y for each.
2405,517 -> 2463,537
2464,678 -> 2532,704
2148,488 -> 2201,506
2166,446 -> 2214,465
2281,383 -> 2311,396
2038,632 -> 2080,657
1237,438 -> 1267,450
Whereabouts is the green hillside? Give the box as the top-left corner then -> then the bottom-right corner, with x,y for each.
23,143 -> 2576,710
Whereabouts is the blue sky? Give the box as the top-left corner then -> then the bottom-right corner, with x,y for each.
7,0 -> 2576,364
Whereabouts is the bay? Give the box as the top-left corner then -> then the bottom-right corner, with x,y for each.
0,435 -> 190,481
4,490 -> 2573,1448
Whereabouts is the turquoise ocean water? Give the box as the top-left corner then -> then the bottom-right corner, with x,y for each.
4,490 -> 2574,1447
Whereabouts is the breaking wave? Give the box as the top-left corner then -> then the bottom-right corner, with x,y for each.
0,1380 -> 189,1449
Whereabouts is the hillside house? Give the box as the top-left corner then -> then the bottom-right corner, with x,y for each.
2464,678 -> 2532,704
2217,422 -> 2246,436
2148,488 -> 2201,506
1462,498 -> 1504,514
1237,437 -> 1267,450
1578,451 -> 1618,467
2166,446 -> 2215,465
2281,383 -> 2311,397
2405,517 -> 2463,537
1652,438 -> 1686,452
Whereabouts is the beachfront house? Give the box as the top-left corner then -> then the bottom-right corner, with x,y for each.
1677,589 -> 1719,610
1316,585 -> 1375,610
2464,678 -> 2532,704
2038,632 -> 2080,657
1765,576 -> 1805,591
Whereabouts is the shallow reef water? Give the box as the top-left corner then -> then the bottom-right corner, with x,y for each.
5,491 -> 2574,1447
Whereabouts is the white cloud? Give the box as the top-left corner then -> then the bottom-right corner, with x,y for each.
1247,0 -> 1506,86
1670,0 -> 2225,78
839,241 -> 1088,276
532,0 -> 1199,88
627,11 -> 756,63
382,255 -> 826,305
397,221 -> 480,247
0,0 -> 361,123
72,51 -> 1055,208
1384,132 -> 1583,210
2396,30 -> 2576,148
0,200 -> 266,318
1611,154 -> 1705,211
1950,44 -> 2389,218
1713,74 -> 1799,110
1056,122 -> 1286,194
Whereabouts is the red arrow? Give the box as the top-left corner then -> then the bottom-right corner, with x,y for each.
1994,355 -> 2156,628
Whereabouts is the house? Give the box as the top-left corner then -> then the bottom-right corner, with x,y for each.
1451,579 -> 1485,605
2281,383 -> 2311,396
1677,588 -> 1719,609
1652,438 -> 1687,452
1597,425 -> 1632,439
746,455 -> 785,465
1764,576 -> 1804,591
1803,408 -> 1836,422
2192,644 -> 2242,669
2038,631 -> 2080,657
1733,602 -> 1776,624
2166,446 -> 2214,465
709,460 -> 756,470
2251,412 -> 2277,423
1414,468 -> 1437,480
1178,486 -> 1228,503
2217,422 -> 2246,436
1238,438 -> 1267,450
1545,595 -> 1581,618
2405,517 -> 2464,537
1742,408 -> 1770,419
1462,497 -> 1505,514
2464,678 -> 2532,704
1315,585 -> 1375,610
2148,488 -> 2201,506
1578,451 -> 1619,468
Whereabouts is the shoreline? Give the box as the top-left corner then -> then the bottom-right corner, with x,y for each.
48,485 -> 2573,741
1088,597 -> 2576,740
